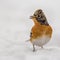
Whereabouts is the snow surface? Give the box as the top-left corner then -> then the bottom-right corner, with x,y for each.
0,0 -> 60,60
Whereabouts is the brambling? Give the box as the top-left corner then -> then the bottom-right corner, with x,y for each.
29,9 -> 53,51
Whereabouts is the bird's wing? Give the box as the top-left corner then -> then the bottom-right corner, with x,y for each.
30,32 -> 32,37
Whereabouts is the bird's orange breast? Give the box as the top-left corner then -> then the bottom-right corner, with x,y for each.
30,20 -> 52,42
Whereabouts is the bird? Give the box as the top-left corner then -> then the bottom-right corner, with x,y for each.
29,9 -> 53,51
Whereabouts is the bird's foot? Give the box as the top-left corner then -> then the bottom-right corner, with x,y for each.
33,45 -> 35,52
41,46 -> 43,49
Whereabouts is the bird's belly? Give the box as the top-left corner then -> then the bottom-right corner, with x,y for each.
32,35 -> 51,46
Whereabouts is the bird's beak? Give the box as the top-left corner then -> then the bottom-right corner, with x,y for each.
30,16 -> 35,19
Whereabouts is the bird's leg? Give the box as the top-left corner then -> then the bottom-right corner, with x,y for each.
41,46 -> 43,48
33,44 -> 35,52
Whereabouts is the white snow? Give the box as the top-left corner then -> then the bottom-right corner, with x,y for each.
0,0 -> 60,60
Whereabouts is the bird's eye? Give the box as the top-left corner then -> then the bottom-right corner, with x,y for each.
38,10 -> 42,13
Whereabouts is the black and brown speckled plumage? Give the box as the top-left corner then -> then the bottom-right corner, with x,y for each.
30,9 -> 53,51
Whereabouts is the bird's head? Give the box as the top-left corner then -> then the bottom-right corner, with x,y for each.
30,9 -> 49,25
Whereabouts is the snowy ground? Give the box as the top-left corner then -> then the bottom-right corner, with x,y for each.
0,0 -> 60,60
